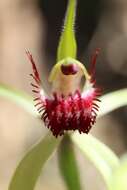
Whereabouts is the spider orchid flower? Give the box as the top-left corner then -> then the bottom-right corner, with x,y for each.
26,0 -> 101,137
26,50 -> 101,137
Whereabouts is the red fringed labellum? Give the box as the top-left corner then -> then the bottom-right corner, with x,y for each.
42,90 -> 100,137
27,50 -> 101,137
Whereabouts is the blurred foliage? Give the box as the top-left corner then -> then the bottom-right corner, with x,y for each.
110,155 -> 127,190
9,133 -> 61,190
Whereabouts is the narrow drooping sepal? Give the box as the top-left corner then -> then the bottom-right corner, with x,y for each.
57,0 -> 77,61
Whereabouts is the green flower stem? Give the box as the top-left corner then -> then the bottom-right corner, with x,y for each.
58,135 -> 82,190
57,0 -> 77,61
9,133 -> 61,190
